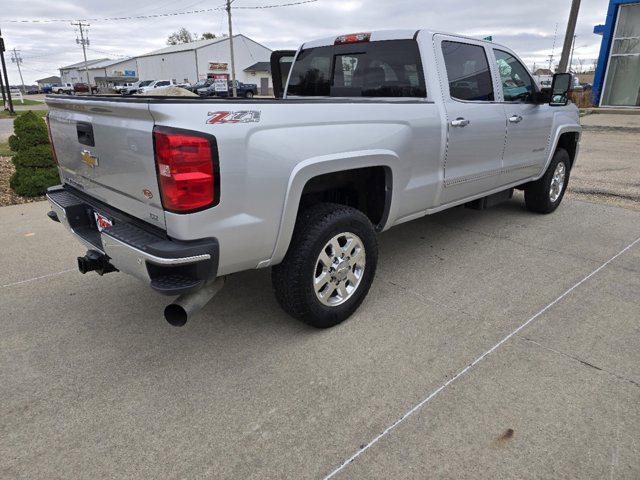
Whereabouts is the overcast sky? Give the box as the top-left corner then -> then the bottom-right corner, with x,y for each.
1,0 -> 611,84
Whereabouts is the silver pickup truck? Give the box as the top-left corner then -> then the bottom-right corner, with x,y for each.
45,29 -> 581,328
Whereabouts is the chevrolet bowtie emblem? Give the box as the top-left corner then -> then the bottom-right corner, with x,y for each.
81,149 -> 99,167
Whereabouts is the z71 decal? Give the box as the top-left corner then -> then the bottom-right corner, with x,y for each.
206,111 -> 261,124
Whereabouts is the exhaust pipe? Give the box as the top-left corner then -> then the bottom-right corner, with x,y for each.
164,277 -> 226,327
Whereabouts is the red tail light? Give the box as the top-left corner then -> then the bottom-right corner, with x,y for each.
153,127 -> 219,213
45,115 -> 59,165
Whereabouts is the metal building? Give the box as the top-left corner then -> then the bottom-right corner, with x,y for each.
135,35 -> 272,86
593,0 -> 640,107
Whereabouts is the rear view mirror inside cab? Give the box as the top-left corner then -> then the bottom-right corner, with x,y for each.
550,73 -> 572,106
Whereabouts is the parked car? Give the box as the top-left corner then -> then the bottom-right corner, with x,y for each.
52,83 -> 74,94
138,79 -> 177,94
113,82 -> 134,94
45,29 -> 580,329
25,85 -> 41,94
185,78 -> 214,93
198,80 -> 257,98
42,84 -> 55,94
121,80 -> 154,95
73,83 -> 98,94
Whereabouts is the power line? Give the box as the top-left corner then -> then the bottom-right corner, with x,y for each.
0,0 -> 318,23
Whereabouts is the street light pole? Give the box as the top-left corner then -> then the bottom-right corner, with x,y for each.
226,0 -> 238,98
558,0 -> 581,73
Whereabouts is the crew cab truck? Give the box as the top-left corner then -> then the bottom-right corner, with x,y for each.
45,29 -> 580,328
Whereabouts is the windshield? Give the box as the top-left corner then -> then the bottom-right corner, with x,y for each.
139,81 -> 154,87
287,39 -> 426,97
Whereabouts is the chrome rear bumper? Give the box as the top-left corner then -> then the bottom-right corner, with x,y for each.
47,185 -> 219,295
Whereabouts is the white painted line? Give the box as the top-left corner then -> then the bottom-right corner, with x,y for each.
1,269 -> 76,289
324,235 -> 640,480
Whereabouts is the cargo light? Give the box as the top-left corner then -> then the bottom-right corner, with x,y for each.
335,32 -> 371,45
153,127 -> 220,213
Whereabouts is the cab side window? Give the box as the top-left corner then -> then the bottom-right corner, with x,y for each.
494,50 -> 536,102
441,41 -> 494,101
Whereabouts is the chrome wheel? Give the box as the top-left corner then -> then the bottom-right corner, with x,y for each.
549,161 -> 566,203
313,232 -> 366,307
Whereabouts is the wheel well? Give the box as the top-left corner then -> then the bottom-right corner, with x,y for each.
299,166 -> 391,230
556,132 -> 579,168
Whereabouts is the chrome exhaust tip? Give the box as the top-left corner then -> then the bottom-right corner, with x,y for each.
164,277 -> 225,327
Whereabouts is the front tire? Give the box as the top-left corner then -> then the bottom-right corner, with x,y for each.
245,91 -> 254,99
272,203 -> 378,328
524,148 -> 571,214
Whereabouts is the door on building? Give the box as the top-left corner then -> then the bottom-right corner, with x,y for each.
260,77 -> 269,96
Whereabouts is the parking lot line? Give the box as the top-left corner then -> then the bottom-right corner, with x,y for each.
323,235 -> 640,480
1,268 -> 75,289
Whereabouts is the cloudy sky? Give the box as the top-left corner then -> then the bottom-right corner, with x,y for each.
1,0 -> 611,84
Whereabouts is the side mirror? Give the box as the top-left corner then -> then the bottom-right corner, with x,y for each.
270,50 -> 296,99
549,73 -> 572,106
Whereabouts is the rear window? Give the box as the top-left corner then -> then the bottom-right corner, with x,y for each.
286,39 -> 426,98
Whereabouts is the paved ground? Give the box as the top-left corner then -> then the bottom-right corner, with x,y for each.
1,193 -> 639,479
0,118 -> 14,142
565,113 -> 640,212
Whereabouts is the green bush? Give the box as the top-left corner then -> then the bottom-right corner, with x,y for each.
8,134 -> 20,153
10,167 -> 60,197
12,144 -> 56,169
10,111 -> 49,152
7,111 -> 60,197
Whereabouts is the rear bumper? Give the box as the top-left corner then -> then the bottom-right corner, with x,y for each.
46,185 -> 219,295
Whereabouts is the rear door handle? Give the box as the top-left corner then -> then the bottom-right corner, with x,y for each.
451,118 -> 470,127
508,115 -> 523,124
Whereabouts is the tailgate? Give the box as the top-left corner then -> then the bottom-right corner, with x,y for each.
46,96 -> 165,229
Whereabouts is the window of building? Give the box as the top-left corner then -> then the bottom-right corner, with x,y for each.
602,3 -> 640,106
441,41 -> 494,101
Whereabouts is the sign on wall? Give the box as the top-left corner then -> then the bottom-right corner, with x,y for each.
124,70 -> 136,77
213,74 -> 229,92
209,62 -> 228,71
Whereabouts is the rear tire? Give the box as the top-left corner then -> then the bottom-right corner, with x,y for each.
524,148 -> 571,214
272,203 -> 378,328
245,91 -> 254,99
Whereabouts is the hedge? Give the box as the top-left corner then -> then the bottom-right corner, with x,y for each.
8,111 -> 60,197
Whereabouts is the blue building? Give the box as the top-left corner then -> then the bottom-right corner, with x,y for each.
592,0 -> 640,107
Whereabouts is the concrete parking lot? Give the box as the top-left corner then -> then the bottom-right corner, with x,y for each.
2,187 -> 639,478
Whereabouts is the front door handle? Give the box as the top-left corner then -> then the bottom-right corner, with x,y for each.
508,115 -> 523,124
451,117 -> 470,127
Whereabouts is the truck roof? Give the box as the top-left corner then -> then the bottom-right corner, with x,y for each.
302,29 -> 508,50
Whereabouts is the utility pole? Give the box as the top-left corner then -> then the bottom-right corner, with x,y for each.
0,28 -> 14,113
72,21 -> 92,93
225,0 -> 238,98
558,0 -> 581,73
10,48 -> 25,93
568,34 -> 577,73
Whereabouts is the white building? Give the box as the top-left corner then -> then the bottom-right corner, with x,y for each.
135,35 -> 272,87
86,58 -> 139,88
58,34 -> 273,93
59,58 -> 110,84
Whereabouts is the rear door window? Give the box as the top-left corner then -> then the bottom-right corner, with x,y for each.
287,39 -> 426,97
441,41 -> 494,101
